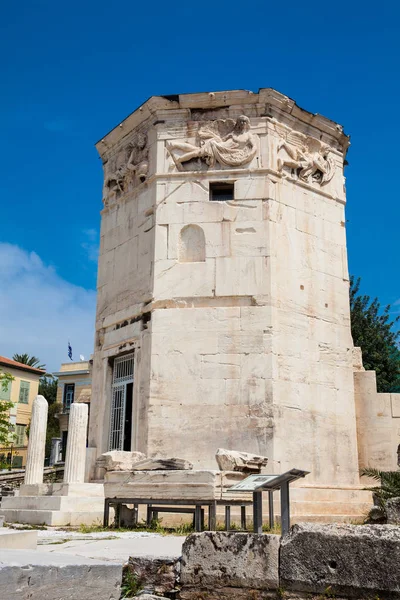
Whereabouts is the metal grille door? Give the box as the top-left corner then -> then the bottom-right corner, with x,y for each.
109,353 -> 134,450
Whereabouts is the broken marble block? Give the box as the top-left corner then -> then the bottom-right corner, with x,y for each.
133,458 -> 193,471
96,450 -> 146,471
215,448 -> 268,473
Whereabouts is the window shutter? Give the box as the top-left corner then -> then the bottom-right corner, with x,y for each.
0,380 -> 11,401
19,381 -> 30,404
15,425 -> 26,446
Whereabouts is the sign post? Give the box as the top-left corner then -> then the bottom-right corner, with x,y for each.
228,468 -> 309,535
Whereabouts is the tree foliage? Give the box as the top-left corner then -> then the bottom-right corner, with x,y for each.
350,276 -> 400,392
0,370 -> 15,446
12,353 -> 46,371
39,376 -> 58,405
361,467 -> 400,521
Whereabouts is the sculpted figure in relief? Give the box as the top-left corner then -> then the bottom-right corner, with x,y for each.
275,125 -> 335,185
102,132 -> 148,205
167,115 -> 257,170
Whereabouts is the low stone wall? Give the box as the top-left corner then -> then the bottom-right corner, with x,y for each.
0,549 -> 122,600
176,525 -> 400,600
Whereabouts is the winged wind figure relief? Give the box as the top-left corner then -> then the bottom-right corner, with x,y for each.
275,124 -> 335,185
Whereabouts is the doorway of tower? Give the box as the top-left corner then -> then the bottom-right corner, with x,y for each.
109,352 -> 134,451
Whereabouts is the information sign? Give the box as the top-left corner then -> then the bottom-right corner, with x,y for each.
228,474 -> 280,492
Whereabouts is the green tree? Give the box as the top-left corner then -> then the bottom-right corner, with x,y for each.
0,370 -> 15,446
350,276 -> 400,392
12,353 -> 46,371
38,376 -> 58,405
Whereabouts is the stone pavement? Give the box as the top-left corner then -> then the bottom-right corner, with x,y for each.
37,529 -> 186,562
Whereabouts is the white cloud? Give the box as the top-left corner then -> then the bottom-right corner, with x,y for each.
0,243 -> 96,373
81,228 -> 99,263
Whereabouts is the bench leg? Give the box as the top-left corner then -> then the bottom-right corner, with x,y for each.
241,505 -> 246,530
133,504 -> 139,526
103,499 -> 110,528
195,506 -> 202,532
146,505 -> 152,527
209,502 -> 217,531
268,491 -> 274,529
115,503 -> 121,528
201,508 -> 205,531
225,505 -> 231,531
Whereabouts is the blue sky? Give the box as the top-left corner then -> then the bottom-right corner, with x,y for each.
0,1 -> 399,370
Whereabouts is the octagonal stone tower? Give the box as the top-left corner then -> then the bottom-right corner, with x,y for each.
89,88 -> 359,489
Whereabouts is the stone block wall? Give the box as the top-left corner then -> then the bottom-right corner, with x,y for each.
355,368 -> 400,472
177,526 -> 400,599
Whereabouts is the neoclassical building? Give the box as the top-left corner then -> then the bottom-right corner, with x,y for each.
87,89 -> 400,518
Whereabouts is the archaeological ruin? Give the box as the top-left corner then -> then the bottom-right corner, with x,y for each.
82,88 -> 400,520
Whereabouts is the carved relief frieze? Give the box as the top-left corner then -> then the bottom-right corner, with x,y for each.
102,132 -> 149,206
274,123 -> 335,186
166,115 -> 258,171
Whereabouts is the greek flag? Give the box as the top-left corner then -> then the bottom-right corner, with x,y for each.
68,342 -> 73,361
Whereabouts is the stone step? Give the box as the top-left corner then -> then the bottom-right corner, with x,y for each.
0,549 -> 122,600
2,495 -> 105,512
290,500 -> 371,516
0,528 -> 37,549
290,514 -> 366,524
1,508 -> 105,527
290,486 -> 373,503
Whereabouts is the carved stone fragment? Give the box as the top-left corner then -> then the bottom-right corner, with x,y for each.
133,458 -> 193,471
215,448 -> 268,473
96,450 -> 146,472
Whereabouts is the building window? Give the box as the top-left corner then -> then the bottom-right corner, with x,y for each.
178,225 -> 206,263
18,381 -> 30,404
15,424 -> 26,447
0,380 -> 11,401
63,384 -> 75,412
210,182 -> 234,201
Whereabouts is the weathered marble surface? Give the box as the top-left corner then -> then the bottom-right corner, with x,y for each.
24,396 -> 48,485
104,469 -> 247,501
63,403 -> 88,484
87,89 -> 400,522
96,450 -> 146,471
181,532 -> 279,589
0,549 -> 122,600
133,458 -> 193,471
280,523 -> 400,597
386,497 -> 400,525
215,448 -> 268,472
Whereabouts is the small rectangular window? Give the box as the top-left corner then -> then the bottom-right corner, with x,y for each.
63,383 -> 75,411
210,182 -> 234,201
15,424 -> 26,446
0,380 -> 11,401
18,381 -> 30,404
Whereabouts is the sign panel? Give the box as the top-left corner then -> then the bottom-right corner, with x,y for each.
228,474 -> 280,492
228,469 -> 310,492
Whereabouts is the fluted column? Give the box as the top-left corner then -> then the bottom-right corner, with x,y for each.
24,395 -> 48,485
63,403 -> 88,483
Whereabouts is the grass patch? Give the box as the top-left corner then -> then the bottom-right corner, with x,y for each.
5,522 -> 47,530
120,567 -> 143,599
